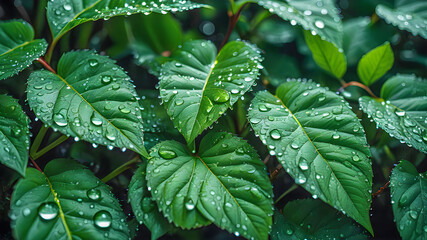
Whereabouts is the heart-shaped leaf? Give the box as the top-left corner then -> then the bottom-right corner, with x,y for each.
376,1 -> 427,39
357,42 -> 394,86
303,30 -> 347,79
390,160 -> 426,240
10,158 -> 129,240
147,132 -> 273,240
0,95 -> 30,176
248,79 -> 373,234
27,50 -> 148,157
129,162 -> 172,240
256,0 -> 343,48
0,20 -> 47,80
271,199 -> 368,240
359,74 -> 427,153
159,40 -> 262,144
47,0 -> 204,44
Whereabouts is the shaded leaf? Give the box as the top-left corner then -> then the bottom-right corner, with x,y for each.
159,40 -> 262,144
0,20 -> 47,80
147,132 -> 273,240
10,159 -> 129,240
271,199 -> 368,240
129,162 -> 171,240
27,50 -> 148,157
359,74 -> 427,153
390,160 -> 426,240
256,0 -> 343,48
0,95 -> 30,176
47,0 -> 204,44
248,80 -> 373,234
357,42 -> 394,86
304,30 -> 347,79
376,1 -> 427,39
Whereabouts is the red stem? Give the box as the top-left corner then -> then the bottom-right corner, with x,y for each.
220,4 -> 246,49
37,57 -> 56,74
338,81 -> 378,98
270,164 -> 283,181
30,157 -> 43,172
372,181 -> 390,198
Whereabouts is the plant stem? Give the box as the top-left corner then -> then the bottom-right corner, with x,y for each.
102,156 -> 141,183
30,157 -> 43,172
383,145 -> 396,162
274,184 -> 298,205
372,181 -> 390,198
32,135 -> 69,160
30,125 -> 49,157
270,164 -> 283,181
37,57 -> 56,74
338,81 -> 378,98
34,0 -> 47,37
45,39 -> 59,63
220,3 -> 247,49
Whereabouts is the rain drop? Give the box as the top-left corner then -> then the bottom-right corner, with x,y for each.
93,210 -> 112,229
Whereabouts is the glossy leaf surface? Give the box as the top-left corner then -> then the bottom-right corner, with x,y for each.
10,159 -> 129,240
0,95 -> 30,176
147,132 -> 273,240
27,50 -> 148,156
359,74 -> 427,153
248,80 -> 373,234
159,40 -> 261,144
390,160 -> 426,240
0,20 -> 47,80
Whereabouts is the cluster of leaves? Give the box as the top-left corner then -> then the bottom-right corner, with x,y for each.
0,0 -> 426,239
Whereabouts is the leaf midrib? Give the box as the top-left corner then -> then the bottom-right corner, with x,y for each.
362,44 -> 389,84
42,171 -> 72,239
53,72 -> 144,155
273,94 -> 364,219
195,155 -> 259,238
0,40 -> 34,57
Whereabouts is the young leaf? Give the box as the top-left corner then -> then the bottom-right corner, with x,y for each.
129,162 -> 172,240
0,95 -> 30,176
357,42 -> 394,86
376,1 -> 427,39
256,0 -> 343,48
0,20 -> 48,80
359,74 -> 427,153
27,50 -> 148,157
390,160 -> 426,240
271,199 -> 368,240
47,0 -> 204,44
159,40 -> 262,144
10,158 -> 129,239
248,80 -> 373,234
147,132 -> 273,240
304,30 -> 347,79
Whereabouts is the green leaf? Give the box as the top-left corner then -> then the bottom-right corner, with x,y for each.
147,132 -> 273,240
359,74 -> 427,153
159,40 -> 262,144
129,162 -> 171,240
376,1 -> 427,39
47,0 -> 204,44
303,30 -> 347,79
256,0 -> 343,48
27,50 -> 148,157
357,42 -> 394,86
271,199 -> 368,240
0,95 -> 30,176
10,158 -> 129,240
390,160 -> 426,240
248,80 -> 373,234
0,20 -> 47,80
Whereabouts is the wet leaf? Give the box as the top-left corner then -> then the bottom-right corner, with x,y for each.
357,42 -> 394,86
10,159 -> 129,240
0,20 -> 47,80
248,79 -> 373,234
147,132 -> 273,240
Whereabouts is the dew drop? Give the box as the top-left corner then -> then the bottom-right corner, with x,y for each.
87,189 -> 101,201
38,202 -> 58,220
93,210 -> 112,229
158,147 -> 177,159
53,113 -> 67,127
270,129 -> 281,140
315,20 -> 325,29
89,59 -> 99,67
